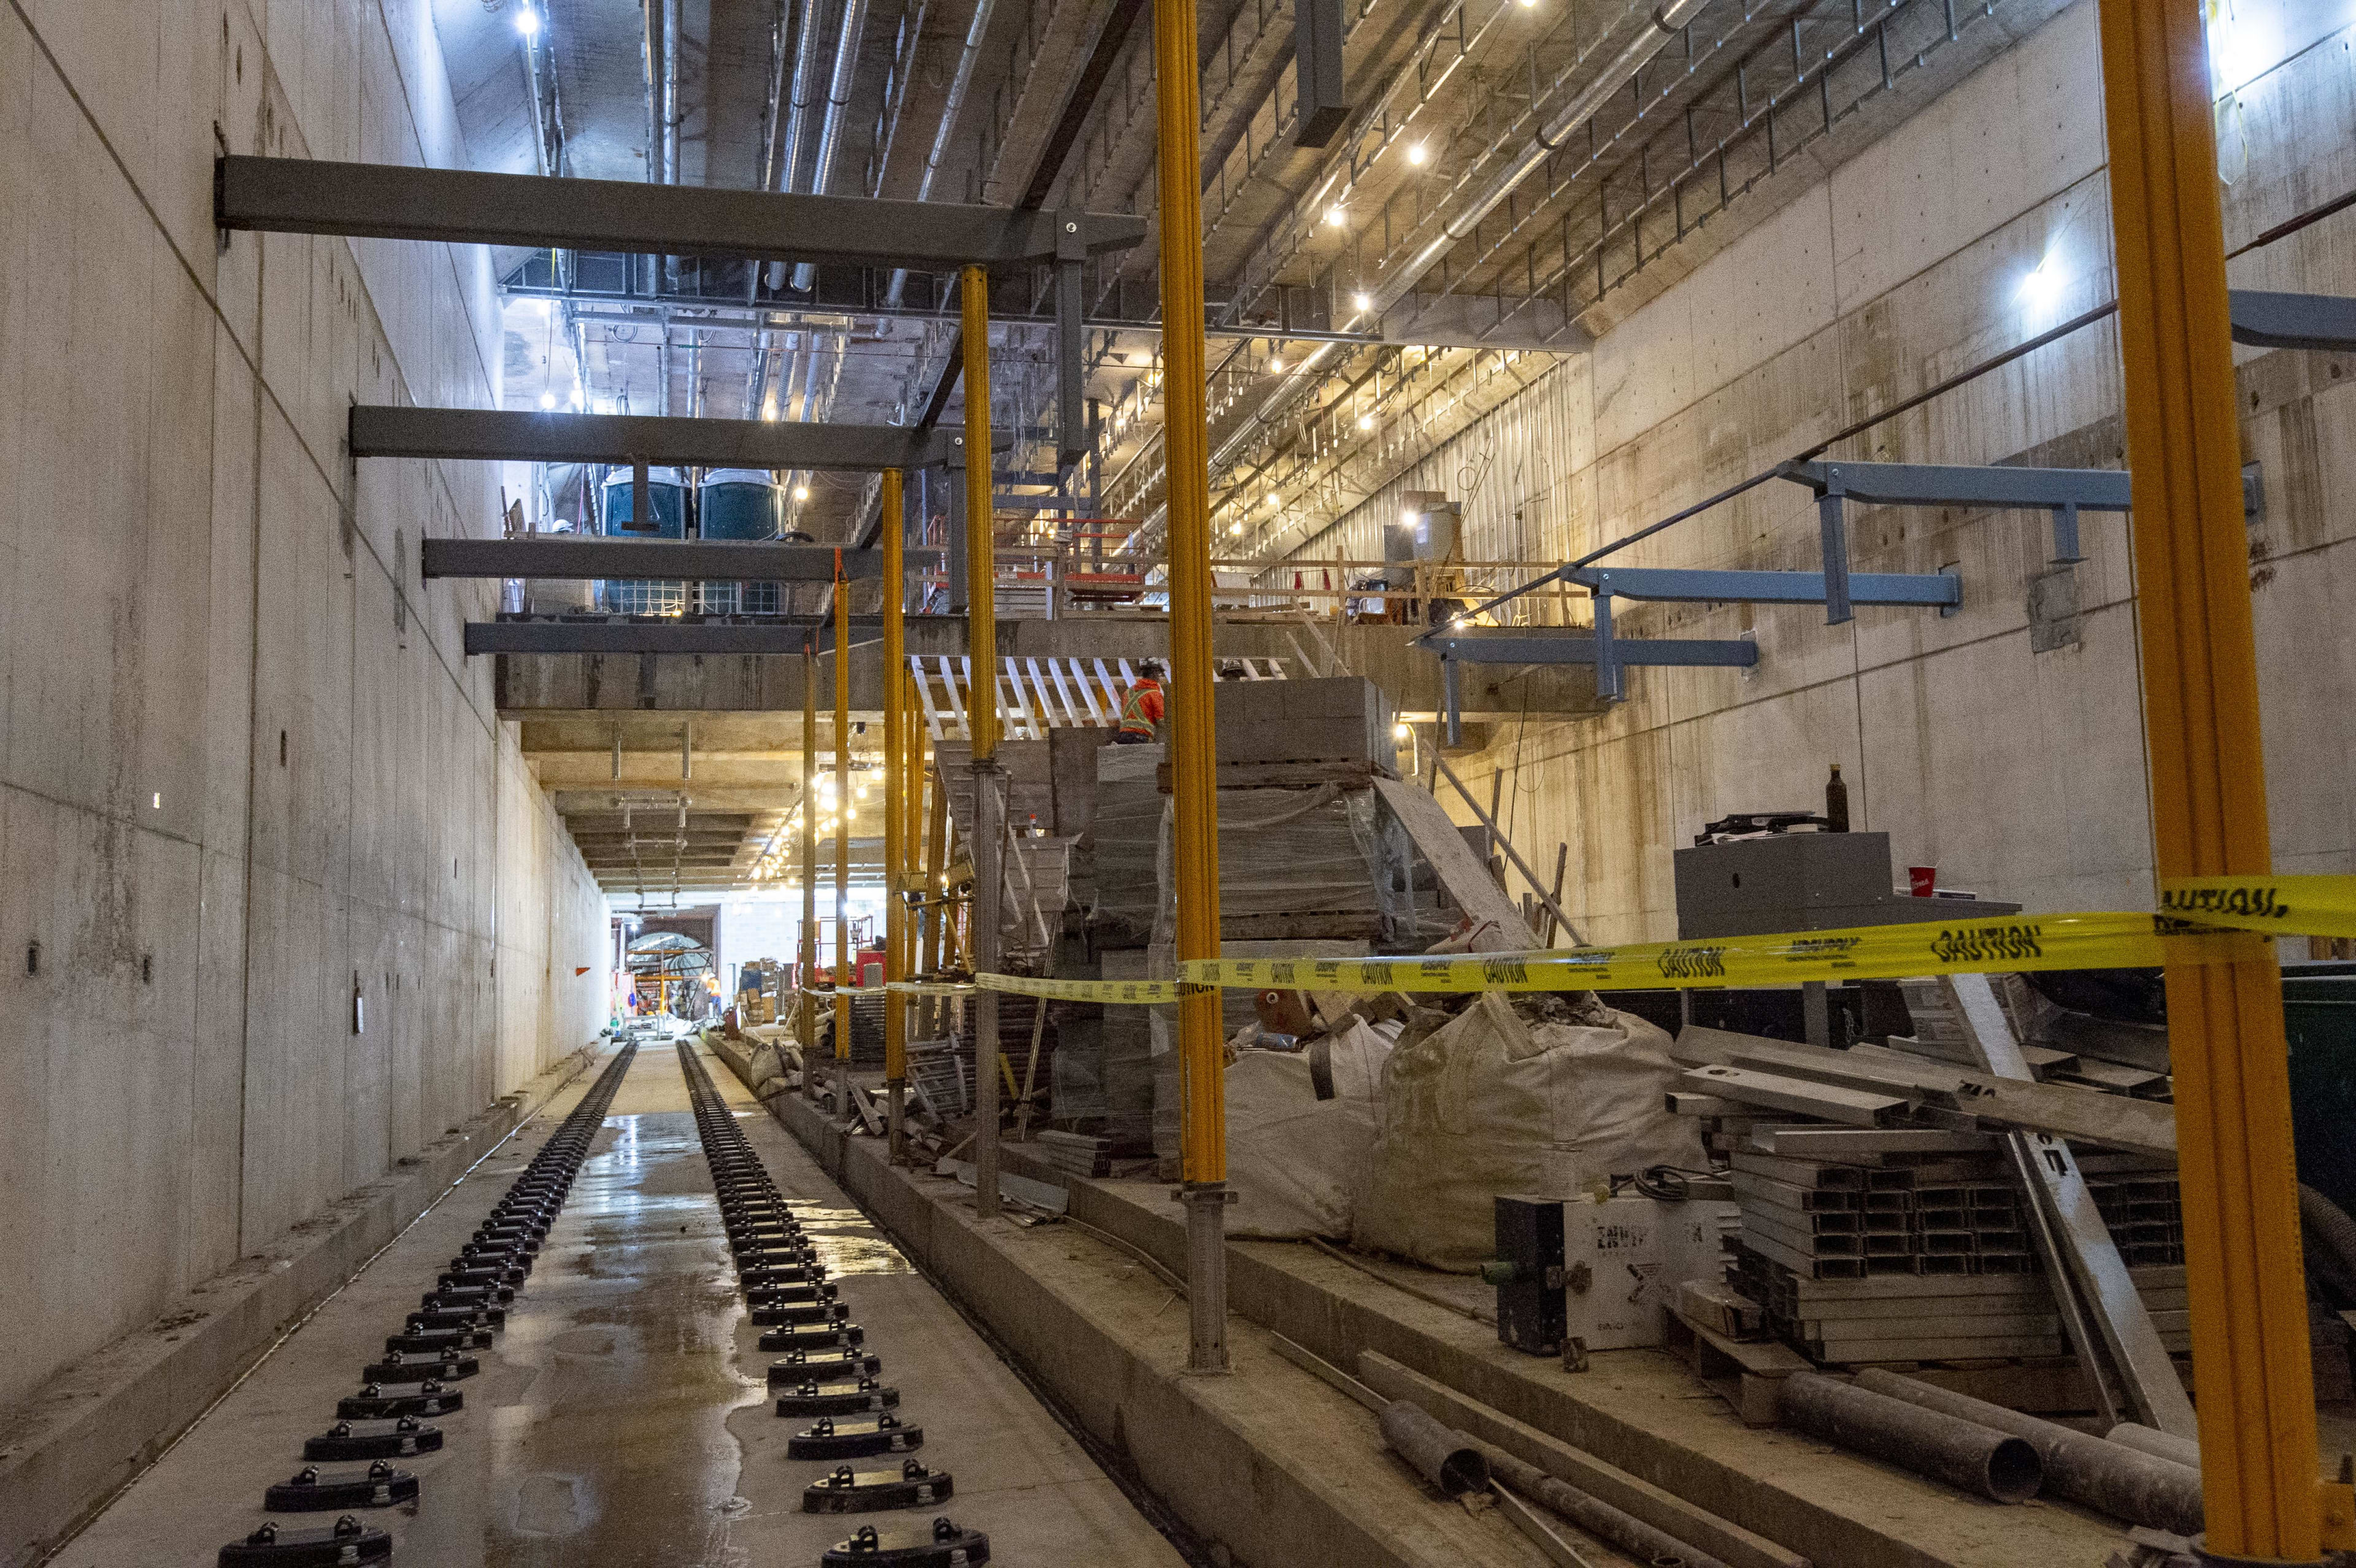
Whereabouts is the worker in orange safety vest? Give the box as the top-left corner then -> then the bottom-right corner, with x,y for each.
1112,661 -> 1165,743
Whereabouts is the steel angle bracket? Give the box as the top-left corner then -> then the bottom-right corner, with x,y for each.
1431,628 -> 1758,726
217,1518 -> 393,1567
1778,458 -> 2138,580
2228,290 -> 2356,353
263,1464 -> 419,1512
787,1413 -> 925,1460
803,1459 -> 955,1515
820,1518 -> 989,1567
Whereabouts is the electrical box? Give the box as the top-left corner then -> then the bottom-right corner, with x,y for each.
1561,1194 -> 1739,1351
1492,1194 -> 1738,1354
1491,1197 -> 1567,1356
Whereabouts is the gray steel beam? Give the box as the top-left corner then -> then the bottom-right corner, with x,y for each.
1430,632 -> 1760,669
1568,566 -> 1961,608
1946,974 -> 2200,1438
469,619 -> 885,655
352,406 -> 969,470
215,155 -> 1146,267
1778,459 -> 2133,512
2228,289 -> 2356,352
424,538 -> 883,581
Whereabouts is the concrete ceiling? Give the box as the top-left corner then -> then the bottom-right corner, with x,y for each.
434,0 -> 2031,895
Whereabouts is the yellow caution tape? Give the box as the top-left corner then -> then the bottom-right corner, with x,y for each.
2160,875 -> 2356,938
1181,912 -> 2266,994
976,972 -> 1188,1005
884,980 -> 978,996
947,911 -> 2270,1004
931,878 -> 2356,1007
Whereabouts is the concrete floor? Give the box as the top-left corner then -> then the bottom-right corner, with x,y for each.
53,1038 -> 1187,1567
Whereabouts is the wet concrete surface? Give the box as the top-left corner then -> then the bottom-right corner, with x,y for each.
53,1036 -> 1187,1567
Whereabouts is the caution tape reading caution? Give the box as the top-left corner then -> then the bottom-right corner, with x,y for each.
2159,875 -> 2356,938
895,877 -> 2355,1007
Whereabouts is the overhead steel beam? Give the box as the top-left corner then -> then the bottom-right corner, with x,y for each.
2228,289 -> 2356,352
352,406 -> 971,471
215,156 -> 1146,268
1428,632 -> 1761,668
469,619 -> 884,655
1568,566 -> 1961,609
1777,459 -> 2134,512
425,539 -> 885,581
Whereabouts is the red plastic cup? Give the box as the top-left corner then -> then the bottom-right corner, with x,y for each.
1908,866 -> 1936,898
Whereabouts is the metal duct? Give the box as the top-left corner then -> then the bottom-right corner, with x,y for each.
884,0 -> 999,309
791,0 -> 874,290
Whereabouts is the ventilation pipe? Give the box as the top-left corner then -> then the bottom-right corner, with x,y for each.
791,0 -> 874,291
884,0 -> 998,309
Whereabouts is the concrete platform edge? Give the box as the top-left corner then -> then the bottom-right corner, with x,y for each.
755,1069 -> 2036,1568
0,1039 -> 607,1568
766,1090 -> 1496,1568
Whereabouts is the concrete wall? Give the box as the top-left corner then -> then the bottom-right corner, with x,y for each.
1294,0 -> 2356,942
0,0 -> 608,1410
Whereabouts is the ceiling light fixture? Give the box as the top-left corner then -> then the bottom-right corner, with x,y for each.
515,6 -> 541,36
793,485 -> 811,501
1406,142 -> 1428,166
1352,291 -> 1374,312
1325,203 -> 1347,227
537,391 -> 556,409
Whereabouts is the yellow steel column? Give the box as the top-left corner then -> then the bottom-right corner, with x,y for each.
1154,0 -> 1228,1372
2098,1 -> 2349,1557
961,264 -> 1007,1218
800,637 -> 819,1082
833,553 -> 853,1113
882,468 -> 909,1159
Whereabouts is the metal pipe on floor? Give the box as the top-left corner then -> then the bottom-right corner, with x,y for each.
1152,0 -> 1230,1375
2107,1421 -> 2203,1474
1778,1372 -> 2043,1504
1855,1370 -> 2203,1535
1377,1403 -> 1489,1497
833,556 -> 853,1113
1472,1437 -> 1730,1568
960,264 -> 1004,1220
881,468 -> 908,1159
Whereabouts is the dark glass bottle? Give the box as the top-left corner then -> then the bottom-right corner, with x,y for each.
1825,764 -> 1850,832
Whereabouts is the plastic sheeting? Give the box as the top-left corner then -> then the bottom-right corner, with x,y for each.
1353,993 -> 1705,1272
1228,1023 -> 1394,1239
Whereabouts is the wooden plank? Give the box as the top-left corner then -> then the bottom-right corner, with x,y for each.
910,658 -> 947,739
1355,1352 -> 1811,1568
1371,775 -> 1542,950
1676,1026 -> 2178,1157
940,656 -> 969,736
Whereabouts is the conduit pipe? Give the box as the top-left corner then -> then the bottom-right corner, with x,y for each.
885,0 -> 999,309
1473,1437 -> 1730,1568
792,0 -> 874,291
1854,1370 -> 2203,1535
1780,1372 -> 2043,1504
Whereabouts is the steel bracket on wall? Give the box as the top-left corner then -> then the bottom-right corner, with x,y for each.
1776,459 -> 2135,595
352,407 -> 975,471
215,156 -> 1146,269
1561,563 -> 1963,697
1055,213 -> 1088,470
1428,629 -> 1758,741
2228,289 -> 2356,352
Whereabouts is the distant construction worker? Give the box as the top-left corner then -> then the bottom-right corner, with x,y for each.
1113,660 -> 1165,744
